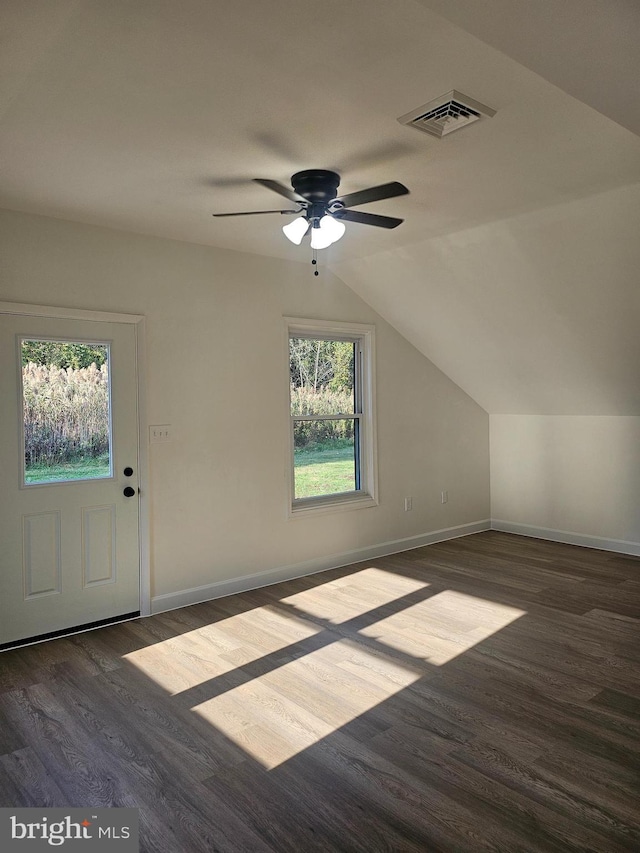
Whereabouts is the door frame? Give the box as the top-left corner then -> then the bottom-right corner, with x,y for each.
0,300 -> 151,617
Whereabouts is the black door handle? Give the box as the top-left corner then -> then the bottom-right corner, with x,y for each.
123,486 -> 136,497
124,466 -> 134,477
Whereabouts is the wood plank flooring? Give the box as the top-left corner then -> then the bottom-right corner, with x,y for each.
1,531 -> 639,852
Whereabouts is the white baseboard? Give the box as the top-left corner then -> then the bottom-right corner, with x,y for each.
491,519 -> 640,557
151,519 -> 491,615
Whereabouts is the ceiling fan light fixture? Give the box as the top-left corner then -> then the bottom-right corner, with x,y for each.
309,215 -> 346,249
215,170 -> 407,257
282,216 -> 310,245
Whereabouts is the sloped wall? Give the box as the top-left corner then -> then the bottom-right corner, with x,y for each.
333,183 -> 640,416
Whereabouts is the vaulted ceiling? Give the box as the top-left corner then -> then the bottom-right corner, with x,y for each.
1,0 -> 639,414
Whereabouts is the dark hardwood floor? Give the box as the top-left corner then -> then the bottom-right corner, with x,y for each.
1,531 -> 639,852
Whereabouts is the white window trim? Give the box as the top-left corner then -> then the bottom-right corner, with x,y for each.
285,317 -> 378,518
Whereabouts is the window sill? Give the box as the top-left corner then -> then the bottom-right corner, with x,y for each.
290,491 -> 378,519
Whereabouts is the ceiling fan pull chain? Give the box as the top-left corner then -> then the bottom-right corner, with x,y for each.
312,247 -> 319,276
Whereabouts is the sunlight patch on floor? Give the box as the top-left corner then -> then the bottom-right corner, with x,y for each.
359,590 -> 526,665
190,590 -> 525,770
279,566 -> 430,623
125,579 -> 526,770
123,607 -> 323,694
191,638 -> 422,769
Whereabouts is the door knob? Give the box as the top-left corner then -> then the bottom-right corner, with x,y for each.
123,486 -> 136,497
123,466 -> 134,477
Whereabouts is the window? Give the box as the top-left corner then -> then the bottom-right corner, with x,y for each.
287,318 -> 377,515
21,339 -> 112,485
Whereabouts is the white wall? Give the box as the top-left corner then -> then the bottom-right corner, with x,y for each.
491,415 -> 640,553
0,209 -> 490,606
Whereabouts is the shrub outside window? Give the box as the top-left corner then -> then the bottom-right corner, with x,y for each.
287,318 -> 377,515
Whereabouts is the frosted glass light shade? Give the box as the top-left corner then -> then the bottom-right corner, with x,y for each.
282,216 -> 310,245
310,215 -> 346,249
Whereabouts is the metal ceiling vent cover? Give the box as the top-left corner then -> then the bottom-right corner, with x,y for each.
398,90 -> 496,138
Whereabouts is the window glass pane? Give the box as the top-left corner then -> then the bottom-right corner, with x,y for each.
289,338 -> 355,415
22,340 -> 111,485
293,419 -> 358,499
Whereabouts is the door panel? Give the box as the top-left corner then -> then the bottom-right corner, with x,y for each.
0,314 -> 140,645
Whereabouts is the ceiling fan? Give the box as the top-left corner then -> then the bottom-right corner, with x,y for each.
213,169 -> 409,251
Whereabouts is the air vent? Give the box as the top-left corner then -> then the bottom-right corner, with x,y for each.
398,90 -> 496,139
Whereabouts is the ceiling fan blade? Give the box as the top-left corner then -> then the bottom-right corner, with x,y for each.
254,178 -> 306,203
333,209 -> 404,229
334,181 -> 409,209
212,209 -> 299,217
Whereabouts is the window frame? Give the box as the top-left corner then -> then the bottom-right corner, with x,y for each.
285,317 -> 378,517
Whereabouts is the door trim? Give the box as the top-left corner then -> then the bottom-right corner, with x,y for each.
0,301 -> 150,617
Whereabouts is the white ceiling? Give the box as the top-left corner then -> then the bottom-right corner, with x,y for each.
1,0 -> 639,414
417,0 -> 640,137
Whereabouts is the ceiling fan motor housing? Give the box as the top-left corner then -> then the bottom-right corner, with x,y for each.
291,170 -> 341,203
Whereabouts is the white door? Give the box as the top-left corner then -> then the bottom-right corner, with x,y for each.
0,313 -> 140,647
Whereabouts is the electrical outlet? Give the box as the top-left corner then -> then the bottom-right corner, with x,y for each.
150,424 -> 172,442
441,490 -> 448,504
404,497 -> 412,512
